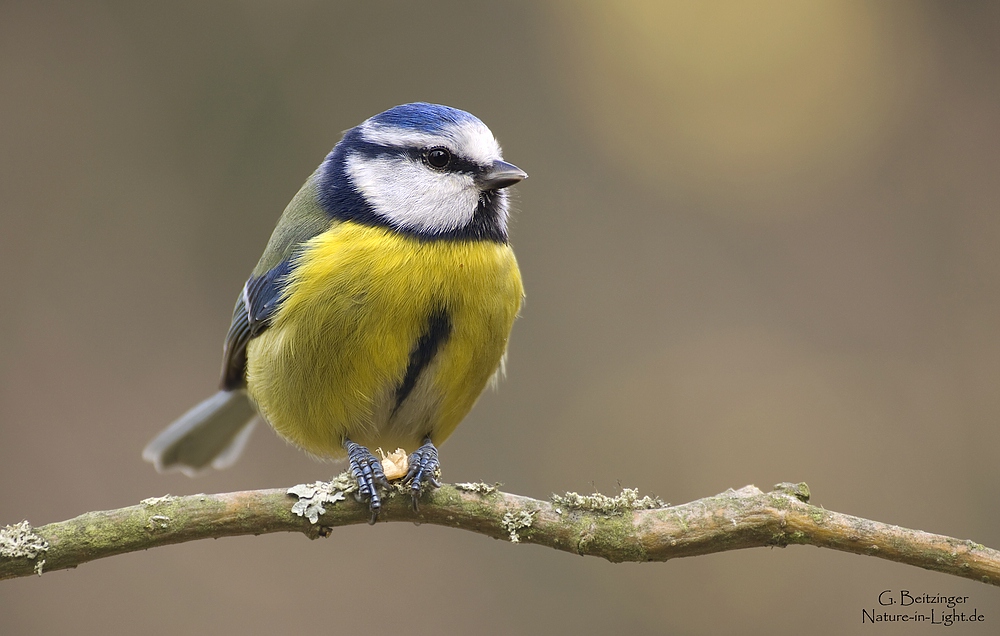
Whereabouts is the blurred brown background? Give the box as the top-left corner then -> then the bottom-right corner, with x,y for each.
2,1 -> 999,634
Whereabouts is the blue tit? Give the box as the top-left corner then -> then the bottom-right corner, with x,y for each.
143,103 -> 526,521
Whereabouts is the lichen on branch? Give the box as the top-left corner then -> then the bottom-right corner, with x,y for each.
2,480 -> 999,586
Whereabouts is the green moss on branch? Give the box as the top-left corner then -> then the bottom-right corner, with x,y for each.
3,481 -> 999,586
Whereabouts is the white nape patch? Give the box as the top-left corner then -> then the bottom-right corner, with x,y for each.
345,151 -> 480,234
359,119 -> 502,166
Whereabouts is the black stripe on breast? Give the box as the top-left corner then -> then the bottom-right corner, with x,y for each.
393,308 -> 452,415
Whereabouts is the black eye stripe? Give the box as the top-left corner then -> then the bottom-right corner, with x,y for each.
347,140 -> 482,174
405,146 -> 479,174
427,152 -> 479,174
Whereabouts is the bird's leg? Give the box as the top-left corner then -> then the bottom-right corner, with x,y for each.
344,438 -> 390,524
403,435 -> 442,511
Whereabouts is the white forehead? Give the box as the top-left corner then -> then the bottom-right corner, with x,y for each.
358,118 -> 503,165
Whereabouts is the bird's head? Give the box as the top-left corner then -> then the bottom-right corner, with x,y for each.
318,103 -> 526,242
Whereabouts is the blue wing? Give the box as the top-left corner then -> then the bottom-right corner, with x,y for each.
215,169 -> 336,390
220,258 -> 293,390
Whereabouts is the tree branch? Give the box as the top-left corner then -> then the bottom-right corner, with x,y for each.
2,480 -> 998,584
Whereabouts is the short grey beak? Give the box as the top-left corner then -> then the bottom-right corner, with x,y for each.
478,159 -> 527,191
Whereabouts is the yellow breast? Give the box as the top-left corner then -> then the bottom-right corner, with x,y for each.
245,221 -> 523,458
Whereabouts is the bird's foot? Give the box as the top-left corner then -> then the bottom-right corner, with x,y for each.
344,439 -> 390,524
403,436 -> 442,511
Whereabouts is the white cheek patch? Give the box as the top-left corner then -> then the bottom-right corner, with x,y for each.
345,152 -> 480,235
359,120 -> 503,165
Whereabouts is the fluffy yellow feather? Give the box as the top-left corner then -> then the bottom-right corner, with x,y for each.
246,221 -> 523,458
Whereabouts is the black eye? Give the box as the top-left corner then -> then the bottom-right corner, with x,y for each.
426,147 -> 452,169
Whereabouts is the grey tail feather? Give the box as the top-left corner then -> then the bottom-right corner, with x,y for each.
143,390 -> 258,477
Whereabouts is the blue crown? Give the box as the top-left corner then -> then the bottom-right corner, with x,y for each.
367,102 -> 482,134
